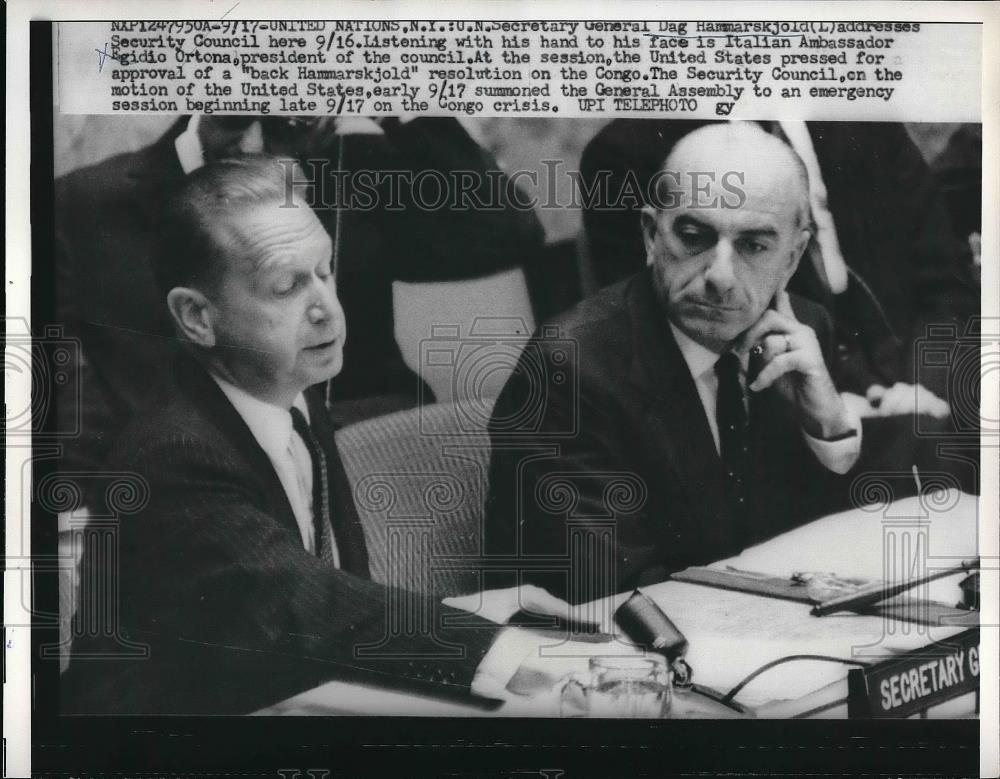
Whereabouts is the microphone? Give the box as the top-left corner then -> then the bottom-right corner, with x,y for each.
615,590 -> 692,686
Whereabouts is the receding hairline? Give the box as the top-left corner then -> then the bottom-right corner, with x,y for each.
155,154 -> 310,298
199,195 -> 327,281
658,123 -> 812,229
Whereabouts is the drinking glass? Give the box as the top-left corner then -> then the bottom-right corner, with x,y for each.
559,655 -> 671,718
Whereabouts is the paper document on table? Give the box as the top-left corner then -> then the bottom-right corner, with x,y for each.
713,490 -> 979,607
637,580 -> 967,709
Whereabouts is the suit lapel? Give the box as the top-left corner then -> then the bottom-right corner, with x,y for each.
624,272 -> 737,549
175,352 -> 373,578
176,356 -> 301,538
305,388 -> 371,578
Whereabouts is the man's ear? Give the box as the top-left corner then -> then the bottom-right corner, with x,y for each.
640,205 -> 660,267
166,287 -> 216,347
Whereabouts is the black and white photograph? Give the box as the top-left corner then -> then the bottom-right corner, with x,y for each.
5,3 -> 998,778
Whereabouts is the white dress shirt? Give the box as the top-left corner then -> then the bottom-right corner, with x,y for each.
206,372 -> 547,696
211,375 -> 341,566
668,323 -> 861,475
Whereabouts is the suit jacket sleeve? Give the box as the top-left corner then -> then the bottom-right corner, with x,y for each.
484,338 -> 665,603
484,295 -> 852,604
81,426 -> 499,714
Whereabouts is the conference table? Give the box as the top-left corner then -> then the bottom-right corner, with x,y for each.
256,490 -> 982,718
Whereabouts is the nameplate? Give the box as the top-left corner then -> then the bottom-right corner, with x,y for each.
847,628 -> 980,718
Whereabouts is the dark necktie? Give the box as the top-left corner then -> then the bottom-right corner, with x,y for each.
290,406 -> 337,564
715,353 -> 751,542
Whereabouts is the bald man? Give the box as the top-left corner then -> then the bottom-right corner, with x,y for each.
484,124 -> 862,602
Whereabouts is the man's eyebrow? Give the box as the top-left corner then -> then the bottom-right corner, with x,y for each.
252,255 -> 284,274
253,241 -> 331,275
672,214 -> 714,230
738,227 -> 780,239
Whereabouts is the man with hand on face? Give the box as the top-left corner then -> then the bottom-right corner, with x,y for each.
579,119 -> 978,409
61,156 -> 629,715
485,123 -> 863,603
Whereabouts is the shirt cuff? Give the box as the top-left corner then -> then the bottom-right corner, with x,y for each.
470,627 -> 540,698
802,404 -> 862,475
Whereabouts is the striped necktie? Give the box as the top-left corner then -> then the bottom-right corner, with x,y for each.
290,406 -> 337,564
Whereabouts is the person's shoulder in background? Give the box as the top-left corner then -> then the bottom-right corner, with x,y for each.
55,118 -> 186,212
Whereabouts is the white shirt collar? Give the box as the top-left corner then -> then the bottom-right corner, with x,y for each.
668,317 -> 862,474
668,322 -> 750,381
211,374 -> 309,461
174,115 -> 205,174
668,321 -> 724,380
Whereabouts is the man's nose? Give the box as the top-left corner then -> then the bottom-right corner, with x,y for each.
307,282 -> 343,329
703,240 -> 737,296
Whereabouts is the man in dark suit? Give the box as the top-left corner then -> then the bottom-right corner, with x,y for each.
55,115 -> 545,472
579,119 -> 979,399
60,155 -> 611,715
485,124 -> 863,603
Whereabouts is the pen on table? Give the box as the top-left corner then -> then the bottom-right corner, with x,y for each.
912,464 -> 923,494
810,558 -> 980,617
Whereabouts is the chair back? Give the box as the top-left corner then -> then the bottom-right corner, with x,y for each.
335,400 -> 494,597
